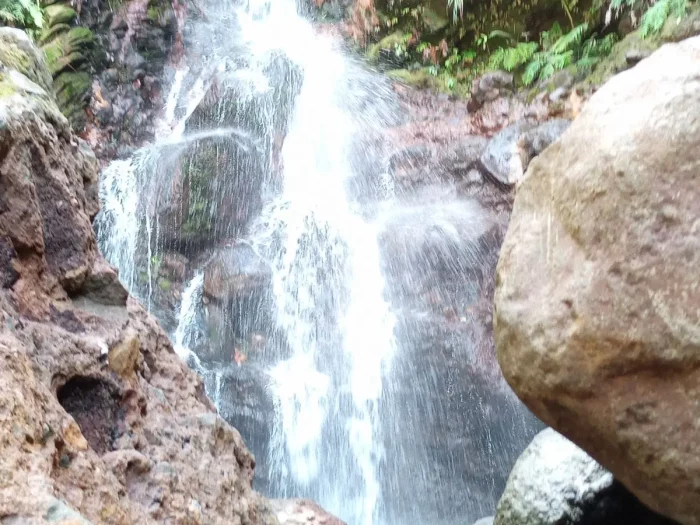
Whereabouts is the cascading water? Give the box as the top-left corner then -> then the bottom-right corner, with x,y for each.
96,0 -> 542,523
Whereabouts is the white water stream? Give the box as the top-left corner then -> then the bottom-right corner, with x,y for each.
95,0 -> 542,523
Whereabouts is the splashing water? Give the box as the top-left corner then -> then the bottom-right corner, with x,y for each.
173,273 -> 204,363
240,0 -> 397,520
97,0 -> 543,523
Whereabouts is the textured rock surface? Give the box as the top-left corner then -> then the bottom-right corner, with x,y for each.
0,35 -> 278,525
495,37 -> 700,524
495,429 -> 678,525
479,120 -> 537,186
270,499 -> 346,525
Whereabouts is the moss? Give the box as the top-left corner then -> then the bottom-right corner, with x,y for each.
67,27 -> 95,48
584,3 -> 700,88
388,67 -> 472,97
387,67 -> 434,88
0,28 -> 53,92
53,71 -> 91,127
0,80 -> 16,98
157,278 -> 172,292
39,23 -> 70,45
367,31 -> 407,62
44,4 -> 77,26
421,6 -> 449,34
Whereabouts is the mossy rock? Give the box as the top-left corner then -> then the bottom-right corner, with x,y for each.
0,28 -> 54,92
39,23 -> 71,45
367,31 -> 408,63
42,27 -> 96,76
585,3 -> 700,88
54,71 -> 91,128
44,4 -> 77,26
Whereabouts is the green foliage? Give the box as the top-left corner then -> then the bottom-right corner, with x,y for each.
640,0 -> 688,36
0,0 -> 43,32
601,0 -> 689,37
488,21 -> 619,86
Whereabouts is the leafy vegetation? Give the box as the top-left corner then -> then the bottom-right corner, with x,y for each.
357,0 -> 696,96
0,0 -> 43,33
488,22 -> 618,85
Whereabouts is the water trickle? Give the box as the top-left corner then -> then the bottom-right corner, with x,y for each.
173,272 -> 204,363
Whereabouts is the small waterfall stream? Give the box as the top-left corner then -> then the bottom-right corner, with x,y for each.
95,0 -> 542,523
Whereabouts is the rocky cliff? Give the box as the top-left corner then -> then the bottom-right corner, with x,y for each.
0,27 -> 281,525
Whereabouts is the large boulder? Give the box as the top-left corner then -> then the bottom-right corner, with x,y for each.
494,37 -> 700,524
494,429 -> 676,525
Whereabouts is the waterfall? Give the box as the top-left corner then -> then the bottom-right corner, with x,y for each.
173,272 -> 204,363
96,0 -> 542,522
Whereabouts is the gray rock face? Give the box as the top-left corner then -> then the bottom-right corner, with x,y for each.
495,430 -> 679,525
517,118 -> 571,171
495,36 -> 700,524
479,120 -> 537,185
495,429 -> 614,525
469,71 -> 515,111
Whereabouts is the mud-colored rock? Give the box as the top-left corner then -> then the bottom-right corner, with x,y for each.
495,37 -> 700,524
108,333 -> 140,377
0,36 -> 279,525
468,71 -> 515,112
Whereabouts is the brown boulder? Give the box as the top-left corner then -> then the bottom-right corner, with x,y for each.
203,242 -> 271,302
495,37 -> 700,524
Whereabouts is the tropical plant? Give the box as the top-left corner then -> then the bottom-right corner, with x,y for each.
0,0 -> 43,31
602,0 -> 689,37
488,21 -> 618,85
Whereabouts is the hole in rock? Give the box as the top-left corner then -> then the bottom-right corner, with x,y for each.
57,376 -> 123,454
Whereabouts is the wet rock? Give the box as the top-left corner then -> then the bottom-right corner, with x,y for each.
495,37 -> 700,524
203,242 -> 271,302
0,237 -> 18,288
479,120 -> 537,185
82,256 -> 129,306
0,35 -> 280,525
108,332 -> 140,377
468,71 -> 515,112
388,136 -> 488,193
494,429 -> 677,525
0,35 -> 98,311
161,252 -> 188,282
516,118 -> 571,172
270,499 -> 346,525
0,28 -> 53,92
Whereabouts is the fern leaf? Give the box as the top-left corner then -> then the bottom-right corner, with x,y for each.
522,59 -> 543,86
551,23 -> 589,54
640,0 -> 671,38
